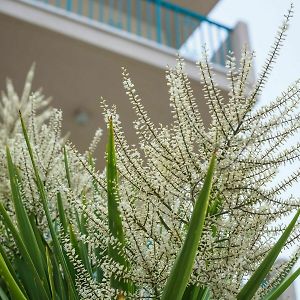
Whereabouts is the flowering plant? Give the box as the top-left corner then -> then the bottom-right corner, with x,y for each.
0,5 -> 299,300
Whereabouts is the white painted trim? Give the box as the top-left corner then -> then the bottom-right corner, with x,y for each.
0,0 -> 231,90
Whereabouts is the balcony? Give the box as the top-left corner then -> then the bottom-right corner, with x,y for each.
0,0 -> 252,153
18,0 -> 232,66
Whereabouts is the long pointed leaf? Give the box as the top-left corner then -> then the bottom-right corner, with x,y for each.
64,149 -> 93,276
183,285 -> 201,300
6,147 -> 48,286
19,112 -> 79,300
107,119 -> 125,246
198,288 -> 211,300
0,244 -> 27,297
63,146 -> 72,189
0,286 -> 9,300
0,202 -> 50,299
106,119 -> 131,293
56,193 -> 76,285
263,266 -> 300,300
50,247 -> 69,300
75,207 -> 93,276
0,252 -> 27,300
57,192 -> 68,235
15,258 -> 41,300
46,247 -> 56,300
161,153 -> 216,300
237,209 -> 300,300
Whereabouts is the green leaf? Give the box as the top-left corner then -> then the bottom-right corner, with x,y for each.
207,194 -> 222,237
107,119 -> 125,246
75,200 -> 93,276
15,257 -> 41,300
0,244 -> 27,297
64,148 -> 93,276
28,214 -> 48,267
46,247 -> 56,300
106,119 -> 131,293
56,193 -> 77,286
19,111 -> 79,300
0,285 -> 9,300
237,209 -> 300,300
183,285 -> 201,300
6,147 -> 48,286
63,146 -> 72,189
182,286 -> 211,300
51,248 -> 68,300
208,194 -> 222,216
69,224 -> 81,258
57,192 -> 68,235
161,153 -> 216,300
263,266 -> 300,300
87,152 -> 101,195
0,251 -> 27,300
198,287 -> 211,300
69,218 -> 92,277
0,202 -> 50,300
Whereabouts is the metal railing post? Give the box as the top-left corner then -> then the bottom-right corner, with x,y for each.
99,0 -> 104,22
55,0 -> 61,7
127,0 -> 132,32
66,0 -> 72,11
88,0 -> 94,19
155,0 -> 162,43
137,0 -> 142,36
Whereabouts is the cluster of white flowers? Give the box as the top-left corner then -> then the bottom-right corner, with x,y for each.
0,65 -> 101,251
0,65 -> 55,230
0,5 -> 299,300
69,6 -> 299,299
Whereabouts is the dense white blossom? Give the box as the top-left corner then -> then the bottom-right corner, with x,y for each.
0,5 -> 299,299
0,65 -> 102,251
69,6 -> 299,299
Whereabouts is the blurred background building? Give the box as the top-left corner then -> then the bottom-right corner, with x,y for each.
0,0 -> 253,154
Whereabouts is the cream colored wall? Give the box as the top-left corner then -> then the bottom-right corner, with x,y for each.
0,12 -> 223,166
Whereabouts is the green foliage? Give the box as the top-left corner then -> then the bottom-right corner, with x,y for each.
0,6 -> 299,298
107,119 -> 133,295
162,153 -> 216,300
0,251 -> 27,300
0,113 -> 298,300
263,266 -> 300,300
237,209 -> 300,300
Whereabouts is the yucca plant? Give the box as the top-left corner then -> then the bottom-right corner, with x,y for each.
0,4 -> 299,300
0,113 -> 298,300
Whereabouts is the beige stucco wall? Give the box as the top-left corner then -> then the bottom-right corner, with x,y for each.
0,12 -> 223,165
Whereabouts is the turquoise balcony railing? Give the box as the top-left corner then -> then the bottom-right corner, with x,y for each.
28,0 -> 233,65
